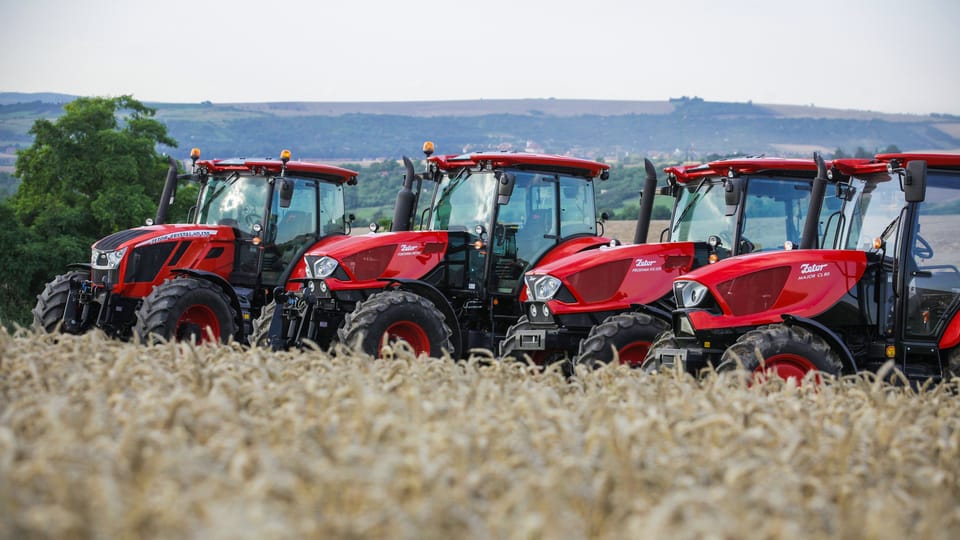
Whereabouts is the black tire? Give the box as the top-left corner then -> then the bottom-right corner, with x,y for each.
338,290 -> 453,358
134,277 -> 237,344
639,330 -> 682,373
32,271 -> 88,333
946,347 -> 960,380
500,316 -> 569,366
250,301 -> 275,348
574,312 -> 670,369
716,324 -> 842,382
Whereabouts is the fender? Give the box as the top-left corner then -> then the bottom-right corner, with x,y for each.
384,277 -> 464,358
172,268 -> 246,342
781,314 -> 859,373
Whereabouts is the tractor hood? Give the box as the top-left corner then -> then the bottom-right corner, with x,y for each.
303,231 -> 450,284
524,241 -> 699,309
93,224 -> 236,252
678,249 -> 869,331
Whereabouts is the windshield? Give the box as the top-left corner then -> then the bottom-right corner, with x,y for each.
834,173 -> 905,251
197,174 -> 271,236
740,177 -> 819,252
427,170 -> 498,232
671,179 -> 735,245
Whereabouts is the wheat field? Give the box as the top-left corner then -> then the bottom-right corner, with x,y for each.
1,328 -> 958,539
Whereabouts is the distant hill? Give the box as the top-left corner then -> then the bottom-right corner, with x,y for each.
3,94 -> 959,163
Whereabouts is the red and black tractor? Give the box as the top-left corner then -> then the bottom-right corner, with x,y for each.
502,154 -> 855,368
266,147 -> 612,358
33,149 -> 358,344
644,153 -> 960,383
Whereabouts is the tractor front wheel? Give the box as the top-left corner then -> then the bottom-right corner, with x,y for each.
574,312 -> 670,369
946,347 -> 960,380
250,301 -> 275,348
135,278 -> 237,344
339,290 -> 453,358
717,324 -> 842,383
33,271 -> 88,333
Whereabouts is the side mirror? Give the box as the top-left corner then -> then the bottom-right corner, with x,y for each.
279,179 -> 294,208
904,160 -> 927,203
496,172 -> 516,203
724,178 -> 743,216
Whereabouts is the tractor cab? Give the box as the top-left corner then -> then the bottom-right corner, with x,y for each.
191,153 -> 355,286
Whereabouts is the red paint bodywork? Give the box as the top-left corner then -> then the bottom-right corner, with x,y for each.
940,312 -> 960,349
682,249 -> 868,331
523,242 -> 697,312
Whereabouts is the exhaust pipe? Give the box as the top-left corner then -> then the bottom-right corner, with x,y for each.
633,158 -> 659,244
154,155 -> 179,225
391,156 -> 417,232
799,152 -> 828,249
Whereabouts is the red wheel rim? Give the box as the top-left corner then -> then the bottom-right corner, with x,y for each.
618,340 -> 652,367
381,321 -> 430,356
177,305 -> 221,343
757,353 -> 821,384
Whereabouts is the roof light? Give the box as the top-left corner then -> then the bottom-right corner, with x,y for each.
190,147 -> 201,162
422,141 -> 435,156
280,149 -> 291,164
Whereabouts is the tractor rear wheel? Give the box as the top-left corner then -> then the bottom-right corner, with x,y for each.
717,324 -> 842,383
135,277 -> 237,344
339,290 -> 453,358
574,312 -> 670,369
500,316 -> 568,366
33,271 -> 88,333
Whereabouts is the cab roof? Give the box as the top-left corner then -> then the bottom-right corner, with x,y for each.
875,152 -> 960,169
197,157 -> 359,185
666,156 -> 846,184
428,151 -> 610,178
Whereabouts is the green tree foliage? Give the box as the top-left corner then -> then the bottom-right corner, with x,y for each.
1,96 -> 176,328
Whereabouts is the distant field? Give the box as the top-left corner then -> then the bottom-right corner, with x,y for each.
1,330 -> 958,538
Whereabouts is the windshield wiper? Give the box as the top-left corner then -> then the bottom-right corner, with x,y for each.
672,178 -> 713,233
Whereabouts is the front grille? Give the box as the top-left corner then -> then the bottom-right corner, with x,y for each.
128,242 -> 176,283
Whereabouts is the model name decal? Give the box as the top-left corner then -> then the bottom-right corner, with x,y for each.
136,229 -> 218,247
631,258 -> 659,272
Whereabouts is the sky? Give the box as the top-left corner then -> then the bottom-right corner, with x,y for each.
1,0 -> 958,115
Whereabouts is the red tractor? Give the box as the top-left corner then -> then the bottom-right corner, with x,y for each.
33,149 -> 358,344
266,146 -> 612,357
502,154 -> 855,368
644,153 -> 960,383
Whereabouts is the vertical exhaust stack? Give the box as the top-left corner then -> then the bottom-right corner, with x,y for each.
154,155 -> 179,225
799,152 -> 828,249
633,158 -> 659,244
391,156 -> 417,232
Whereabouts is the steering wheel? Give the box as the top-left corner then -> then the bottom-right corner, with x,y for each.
914,234 -> 933,260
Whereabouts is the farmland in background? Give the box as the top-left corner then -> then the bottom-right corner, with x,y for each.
1,329 -> 958,539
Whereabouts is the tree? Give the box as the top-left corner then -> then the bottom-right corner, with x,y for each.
0,95 -> 176,328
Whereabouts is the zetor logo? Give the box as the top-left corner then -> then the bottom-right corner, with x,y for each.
800,263 -> 828,274
632,258 -> 658,272
398,244 -> 420,256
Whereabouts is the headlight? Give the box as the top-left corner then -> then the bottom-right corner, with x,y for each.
91,247 -> 127,270
312,256 -> 339,279
524,275 -> 562,302
674,280 -> 709,308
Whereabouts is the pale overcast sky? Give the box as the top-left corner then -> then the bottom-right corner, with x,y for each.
1,0 -> 958,115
